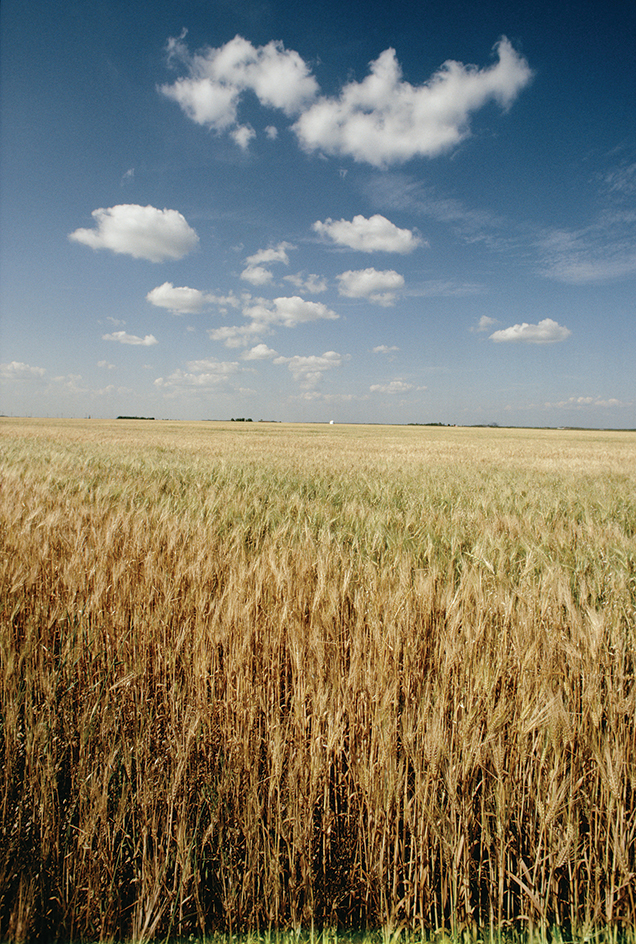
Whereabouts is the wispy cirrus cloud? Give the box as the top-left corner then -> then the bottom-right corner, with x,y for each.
533,153 -> 636,284
536,226 -> 636,284
601,160 -> 636,197
408,279 -> 486,297
366,172 -> 507,249
370,155 -> 636,287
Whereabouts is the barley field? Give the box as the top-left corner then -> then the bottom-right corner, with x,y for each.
1,418 -> 635,943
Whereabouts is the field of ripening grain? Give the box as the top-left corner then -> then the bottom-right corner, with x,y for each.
1,418 -> 635,942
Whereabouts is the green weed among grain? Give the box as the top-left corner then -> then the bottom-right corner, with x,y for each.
1,419 -> 635,943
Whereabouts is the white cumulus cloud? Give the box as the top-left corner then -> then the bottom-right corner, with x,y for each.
146,282 -> 209,314
273,350 -> 346,386
147,283 -> 243,314
161,35 -> 531,166
231,124 -> 256,149
209,295 -> 339,348
209,293 -> 243,310
1,360 -> 46,379
243,295 -> 339,328
543,395 -> 631,410
313,214 -> 421,252
241,242 -> 293,284
370,380 -> 416,394
489,318 -> 571,344
240,265 -> 276,286
186,357 -> 240,375
102,331 -> 158,346
241,343 -> 278,360
293,38 -> 532,166
337,268 -> 404,306
208,323 -> 265,348
69,205 -> 199,262
473,315 -> 497,332
155,357 -> 240,391
283,272 -> 327,294
161,34 -> 318,142
245,244 -> 293,266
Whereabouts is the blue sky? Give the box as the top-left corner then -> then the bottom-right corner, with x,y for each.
1,0 -> 634,426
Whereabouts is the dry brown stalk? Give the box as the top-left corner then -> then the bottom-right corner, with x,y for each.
0,418 -> 634,941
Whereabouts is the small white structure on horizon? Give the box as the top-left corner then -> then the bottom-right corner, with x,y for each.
329,419 -> 334,425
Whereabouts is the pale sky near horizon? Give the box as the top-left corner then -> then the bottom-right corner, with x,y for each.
1,0 -> 635,426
